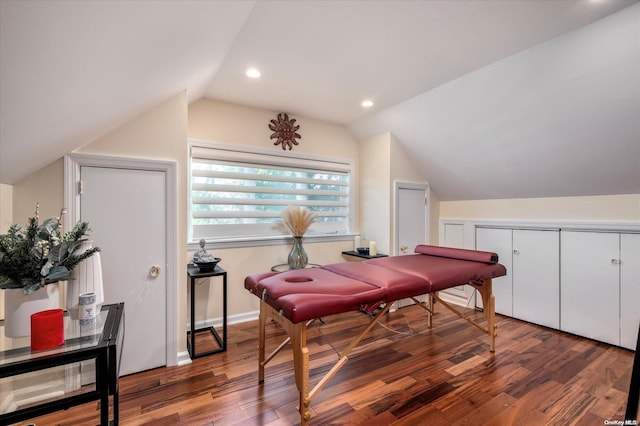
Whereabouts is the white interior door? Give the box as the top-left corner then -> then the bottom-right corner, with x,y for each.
80,166 -> 167,375
561,231 -> 619,346
395,184 -> 428,307
512,229 -> 560,329
476,228 -> 513,316
396,185 -> 428,255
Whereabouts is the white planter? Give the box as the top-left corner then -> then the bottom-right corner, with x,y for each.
66,240 -> 103,320
3,284 -> 60,337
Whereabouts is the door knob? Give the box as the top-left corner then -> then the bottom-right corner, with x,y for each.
400,245 -> 408,253
149,265 -> 161,278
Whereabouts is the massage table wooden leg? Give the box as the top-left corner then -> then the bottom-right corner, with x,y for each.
258,301 -> 267,383
259,301 -> 311,424
410,294 -> 435,328
259,301 -> 396,425
432,279 -> 497,352
472,279 -> 497,352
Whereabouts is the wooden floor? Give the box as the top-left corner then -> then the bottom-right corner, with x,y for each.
20,303 -> 635,426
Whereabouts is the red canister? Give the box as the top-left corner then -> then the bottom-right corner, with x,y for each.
31,309 -> 64,350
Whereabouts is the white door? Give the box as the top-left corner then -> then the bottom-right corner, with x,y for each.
396,186 -> 427,255
512,229 -> 560,329
80,166 -> 167,375
561,231 -> 619,346
476,227 -> 513,316
620,233 -> 640,350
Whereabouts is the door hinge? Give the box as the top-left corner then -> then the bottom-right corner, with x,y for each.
78,181 -> 83,194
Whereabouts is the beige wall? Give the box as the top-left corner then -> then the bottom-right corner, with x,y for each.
0,184 -> 12,233
190,99 -> 359,161
440,194 -> 640,222
76,91 -> 189,354
389,134 -> 431,249
5,94 -> 364,362
360,132 -> 391,253
7,92 -> 189,358
0,183 -> 11,318
188,98 -> 361,319
12,159 -> 64,222
428,189 -> 440,244
359,132 -> 431,254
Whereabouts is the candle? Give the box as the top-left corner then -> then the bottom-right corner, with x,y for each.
79,292 -> 97,326
369,241 -> 377,256
354,236 -> 361,250
31,309 -> 64,350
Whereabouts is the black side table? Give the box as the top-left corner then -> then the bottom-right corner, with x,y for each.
341,250 -> 388,260
187,265 -> 227,359
0,303 -> 124,426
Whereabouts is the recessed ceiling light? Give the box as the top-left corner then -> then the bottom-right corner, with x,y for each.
246,68 -> 261,78
361,100 -> 374,108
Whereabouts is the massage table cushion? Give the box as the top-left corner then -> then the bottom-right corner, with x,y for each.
245,245 -> 506,324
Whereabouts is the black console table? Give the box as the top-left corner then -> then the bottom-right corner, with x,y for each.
341,250 -> 388,260
187,265 -> 227,358
0,303 -> 124,425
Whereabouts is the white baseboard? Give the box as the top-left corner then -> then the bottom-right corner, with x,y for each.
437,289 -> 471,308
176,310 -> 260,365
176,351 -> 192,366
185,310 -> 259,332
0,379 -> 66,412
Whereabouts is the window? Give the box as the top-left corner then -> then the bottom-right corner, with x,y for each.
190,143 -> 353,243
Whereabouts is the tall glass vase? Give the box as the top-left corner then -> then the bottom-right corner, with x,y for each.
288,236 -> 308,270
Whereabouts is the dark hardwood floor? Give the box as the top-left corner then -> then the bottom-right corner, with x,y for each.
19,303 -> 635,425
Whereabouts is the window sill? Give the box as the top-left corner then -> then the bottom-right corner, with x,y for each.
188,233 -> 356,251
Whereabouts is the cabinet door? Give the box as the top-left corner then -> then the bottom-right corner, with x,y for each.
621,233 -> 640,350
513,229 -> 560,328
476,228 -> 513,316
561,231 -> 619,345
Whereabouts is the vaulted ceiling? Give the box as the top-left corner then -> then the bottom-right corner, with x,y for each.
1,0 -> 638,201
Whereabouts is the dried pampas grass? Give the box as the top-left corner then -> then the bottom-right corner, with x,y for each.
280,206 -> 316,237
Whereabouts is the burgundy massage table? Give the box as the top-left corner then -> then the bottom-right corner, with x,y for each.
244,245 -> 507,425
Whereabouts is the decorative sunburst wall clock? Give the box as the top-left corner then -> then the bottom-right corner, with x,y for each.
269,113 -> 301,150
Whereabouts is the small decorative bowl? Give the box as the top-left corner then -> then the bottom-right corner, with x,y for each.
356,247 -> 370,255
194,257 -> 221,272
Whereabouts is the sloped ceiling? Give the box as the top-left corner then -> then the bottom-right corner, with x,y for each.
1,0 -> 638,202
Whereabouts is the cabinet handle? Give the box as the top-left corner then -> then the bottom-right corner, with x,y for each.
400,245 -> 408,253
611,259 -> 621,265
513,249 -> 520,255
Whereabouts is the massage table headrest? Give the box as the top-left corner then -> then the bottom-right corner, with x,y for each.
414,244 -> 499,264
365,246 -> 505,292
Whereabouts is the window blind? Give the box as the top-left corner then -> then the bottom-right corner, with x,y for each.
191,145 -> 352,240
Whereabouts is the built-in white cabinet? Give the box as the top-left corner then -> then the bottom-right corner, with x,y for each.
476,227 -> 560,329
440,219 -> 639,350
620,233 -> 640,349
561,231 -> 640,349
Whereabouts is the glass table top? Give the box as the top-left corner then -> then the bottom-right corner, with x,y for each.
0,307 -> 110,366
